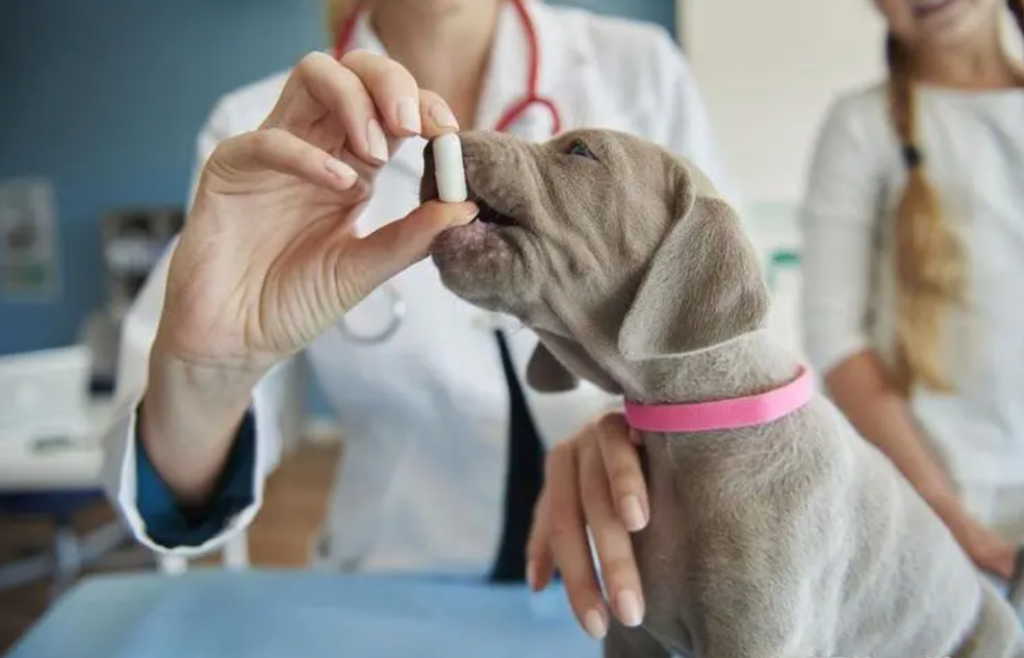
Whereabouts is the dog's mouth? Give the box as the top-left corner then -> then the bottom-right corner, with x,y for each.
421,174 -> 521,230
469,188 -> 518,228
422,136 -> 535,309
420,139 -> 522,231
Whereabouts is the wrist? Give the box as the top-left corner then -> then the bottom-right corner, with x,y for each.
144,349 -> 258,445
141,350 -> 260,504
919,483 -> 961,517
149,345 -> 262,405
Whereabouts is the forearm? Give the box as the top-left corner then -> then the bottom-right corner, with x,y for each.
825,350 -> 958,508
140,347 -> 260,506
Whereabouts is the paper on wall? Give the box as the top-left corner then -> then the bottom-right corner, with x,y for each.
0,177 -> 60,302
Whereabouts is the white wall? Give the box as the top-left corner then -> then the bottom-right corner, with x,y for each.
679,0 -> 886,204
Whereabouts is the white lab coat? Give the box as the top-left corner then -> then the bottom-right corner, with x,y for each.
100,0 -> 739,575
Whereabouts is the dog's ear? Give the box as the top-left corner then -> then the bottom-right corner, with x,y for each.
618,191 -> 768,360
526,341 -> 579,393
526,330 -> 621,394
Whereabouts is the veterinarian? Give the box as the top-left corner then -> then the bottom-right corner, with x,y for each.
98,0 -> 738,640
801,0 -> 1024,583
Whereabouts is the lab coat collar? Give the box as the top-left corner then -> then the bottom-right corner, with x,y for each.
347,0 -> 591,177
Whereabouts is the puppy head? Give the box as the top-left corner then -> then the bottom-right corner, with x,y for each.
422,129 -> 768,394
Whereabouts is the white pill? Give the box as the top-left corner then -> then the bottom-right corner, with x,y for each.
434,133 -> 468,203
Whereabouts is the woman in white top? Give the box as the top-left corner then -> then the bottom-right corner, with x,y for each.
101,0 -> 737,640
802,0 -> 1024,580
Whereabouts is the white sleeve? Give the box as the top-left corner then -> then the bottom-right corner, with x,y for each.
99,98 -> 301,557
799,97 -> 884,377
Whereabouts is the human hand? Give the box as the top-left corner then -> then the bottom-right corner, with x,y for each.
155,50 -> 477,380
932,494 -> 1016,580
953,515 -> 1016,580
527,413 -> 649,640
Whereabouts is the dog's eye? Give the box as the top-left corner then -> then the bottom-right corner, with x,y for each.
566,139 -> 597,160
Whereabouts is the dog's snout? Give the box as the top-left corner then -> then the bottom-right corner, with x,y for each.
454,131 -> 525,163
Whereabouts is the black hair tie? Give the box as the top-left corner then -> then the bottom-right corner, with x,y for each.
902,144 -> 922,169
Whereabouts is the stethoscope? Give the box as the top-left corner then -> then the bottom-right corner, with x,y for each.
332,0 -> 562,344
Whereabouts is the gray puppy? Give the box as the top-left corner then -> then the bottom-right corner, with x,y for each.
420,129 -> 1024,658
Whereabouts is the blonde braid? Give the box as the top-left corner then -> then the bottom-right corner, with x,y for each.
886,34 -> 968,394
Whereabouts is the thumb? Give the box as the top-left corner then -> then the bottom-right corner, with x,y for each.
336,200 -> 479,307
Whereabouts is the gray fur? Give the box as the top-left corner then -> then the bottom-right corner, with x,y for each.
422,129 -> 1024,657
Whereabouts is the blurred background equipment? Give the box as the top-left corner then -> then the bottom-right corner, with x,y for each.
0,199 -> 182,616
77,207 -> 183,393
0,178 -> 60,303
0,344 -> 132,599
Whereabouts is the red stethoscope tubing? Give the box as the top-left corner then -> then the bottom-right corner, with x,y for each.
332,0 -> 562,135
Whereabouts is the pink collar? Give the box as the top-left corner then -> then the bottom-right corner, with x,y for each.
624,365 -> 815,433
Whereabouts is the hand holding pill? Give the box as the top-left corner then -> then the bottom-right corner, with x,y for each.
157,50 -> 477,387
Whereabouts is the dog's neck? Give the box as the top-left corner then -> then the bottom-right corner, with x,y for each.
616,330 -> 801,406
534,287 -> 800,407
559,314 -> 800,406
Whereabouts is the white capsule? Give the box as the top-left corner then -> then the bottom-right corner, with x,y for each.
434,133 -> 468,203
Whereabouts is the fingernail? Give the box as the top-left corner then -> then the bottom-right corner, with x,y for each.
621,495 -> 647,531
397,97 -> 421,134
324,158 -> 357,186
583,608 -> 607,640
367,119 -> 389,163
452,203 -> 479,226
526,560 -> 537,590
430,103 -> 459,130
617,590 -> 644,627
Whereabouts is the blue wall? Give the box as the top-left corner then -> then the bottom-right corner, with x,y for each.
0,0 -> 328,353
0,0 -> 673,412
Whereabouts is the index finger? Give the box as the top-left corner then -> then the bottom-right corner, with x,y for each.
595,414 -> 649,532
544,440 -> 610,640
418,89 -> 461,138
341,51 -> 460,139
